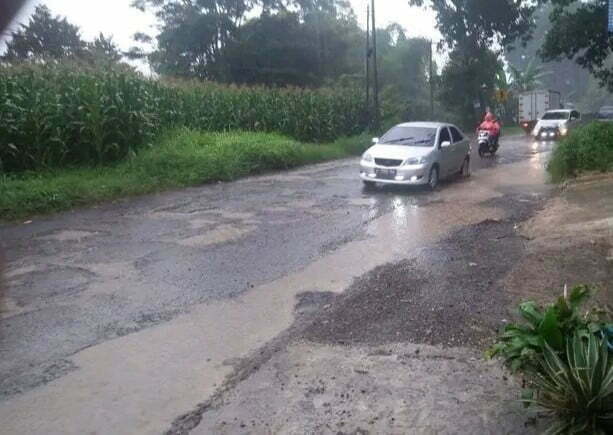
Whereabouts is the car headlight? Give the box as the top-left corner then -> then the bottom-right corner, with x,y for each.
404,156 -> 427,166
362,152 -> 373,163
559,126 -> 568,136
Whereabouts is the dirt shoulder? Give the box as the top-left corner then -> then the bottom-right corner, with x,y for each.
506,173 -> 613,307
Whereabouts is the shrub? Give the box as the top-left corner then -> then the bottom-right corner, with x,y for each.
528,334 -> 613,435
548,122 -> 613,182
488,285 -> 601,372
0,62 -> 366,173
490,286 -> 613,434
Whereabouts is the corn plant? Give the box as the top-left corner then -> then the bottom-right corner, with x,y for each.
0,62 -> 366,173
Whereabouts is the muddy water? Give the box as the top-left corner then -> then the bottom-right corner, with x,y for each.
0,136 -> 550,434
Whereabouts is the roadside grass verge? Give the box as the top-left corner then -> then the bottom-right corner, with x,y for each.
548,122 -> 613,182
0,129 -> 369,221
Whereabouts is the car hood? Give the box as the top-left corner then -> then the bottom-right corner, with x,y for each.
536,119 -> 568,128
367,144 -> 433,160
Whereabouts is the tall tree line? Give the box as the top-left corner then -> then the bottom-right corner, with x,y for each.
2,1 -> 435,125
1,5 -> 123,66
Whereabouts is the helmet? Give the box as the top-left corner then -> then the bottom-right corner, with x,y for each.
485,113 -> 495,122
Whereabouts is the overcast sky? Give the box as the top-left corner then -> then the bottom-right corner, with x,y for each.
9,0 -> 439,50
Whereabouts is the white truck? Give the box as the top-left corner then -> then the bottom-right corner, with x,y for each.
518,90 -> 562,134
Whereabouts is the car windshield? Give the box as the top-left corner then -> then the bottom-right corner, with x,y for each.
379,127 -> 437,147
542,111 -> 570,120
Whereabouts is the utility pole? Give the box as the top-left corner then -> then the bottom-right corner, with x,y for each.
365,4 -> 370,121
371,0 -> 379,129
429,40 -> 434,120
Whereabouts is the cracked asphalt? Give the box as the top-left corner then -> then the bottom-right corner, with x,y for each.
0,134 -> 555,434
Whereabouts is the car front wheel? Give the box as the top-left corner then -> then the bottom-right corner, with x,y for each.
460,156 -> 471,178
428,166 -> 439,190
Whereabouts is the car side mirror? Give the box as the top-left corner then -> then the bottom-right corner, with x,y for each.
440,141 -> 451,148
372,137 -> 379,144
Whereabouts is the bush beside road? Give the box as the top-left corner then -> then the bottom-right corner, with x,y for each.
548,122 -> 613,182
0,130 -> 369,221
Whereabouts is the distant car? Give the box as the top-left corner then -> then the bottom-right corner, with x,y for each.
531,109 -> 581,140
360,122 -> 471,189
597,106 -> 613,121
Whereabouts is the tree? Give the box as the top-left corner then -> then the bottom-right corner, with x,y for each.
132,0 -> 275,78
131,0 -> 357,80
220,12 -> 320,86
439,47 -> 503,127
1,5 -> 86,61
506,3 -> 608,111
408,0 -> 536,124
377,29 -> 431,124
508,58 -> 552,93
408,0 -> 535,53
86,33 -> 124,65
538,0 -> 613,91
216,8 -> 363,86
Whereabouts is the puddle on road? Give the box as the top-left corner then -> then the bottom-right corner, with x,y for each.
188,217 -> 218,229
175,224 -> 256,248
38,230 -> 98,242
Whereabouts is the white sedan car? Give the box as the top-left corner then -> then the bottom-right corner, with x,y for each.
360,122 -> 471,189
531,109 -> 581,140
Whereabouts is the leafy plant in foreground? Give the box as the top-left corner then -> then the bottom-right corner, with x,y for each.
526,333 -> 613,435
488,285 -> 602,372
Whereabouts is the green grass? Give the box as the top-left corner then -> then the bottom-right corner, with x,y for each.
0,129 -> 369,221
548,122 -> 613,182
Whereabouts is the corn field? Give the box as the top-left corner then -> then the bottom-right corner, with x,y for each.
0,63 -> 366,173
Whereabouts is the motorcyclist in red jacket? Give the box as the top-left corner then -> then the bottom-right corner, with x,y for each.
478,112 -> 501,144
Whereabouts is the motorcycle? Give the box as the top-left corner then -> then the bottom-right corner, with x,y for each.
477,129 -> 499,157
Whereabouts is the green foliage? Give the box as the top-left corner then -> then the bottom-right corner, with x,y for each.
539,0 -> 613,92
527,333 -> 613,434
408,0 -> 536,52
488,285 -> 601,372
439,48 -> 503,128
1,5 -> 87,62
491,287 -> 613,433
0,5 -> 125,67
0,129 -> 369,220
134,0 -> 358,82
378,35 -> 431,125
220,10 -> 362,87
547,122 -> 613,182
0,63 -> 366,173
505,4 -> 601,112
508,57 -> 552,93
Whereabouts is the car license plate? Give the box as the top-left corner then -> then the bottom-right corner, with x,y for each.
375,168 -> 396,179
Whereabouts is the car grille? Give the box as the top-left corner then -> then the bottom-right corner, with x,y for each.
539,127 -> 559,134
375,158 -> 403,167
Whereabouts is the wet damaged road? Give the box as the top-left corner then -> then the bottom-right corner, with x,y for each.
0,135 -> 553,434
